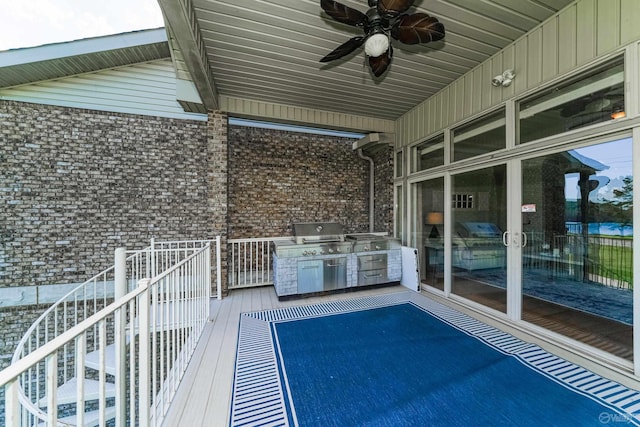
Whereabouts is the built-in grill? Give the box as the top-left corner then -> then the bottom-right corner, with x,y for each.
274,222 -> 352,258
272,222 -> 402,297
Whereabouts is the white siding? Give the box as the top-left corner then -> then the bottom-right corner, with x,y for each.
0,59 -> 207,121
397,0 -> 640,146
219,95 -> 395,134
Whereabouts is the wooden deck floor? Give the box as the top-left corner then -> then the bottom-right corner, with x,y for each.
161,282 -> 633,426
161,284 -> 406,427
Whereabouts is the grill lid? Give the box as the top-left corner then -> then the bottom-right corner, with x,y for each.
292,222 -> 345,244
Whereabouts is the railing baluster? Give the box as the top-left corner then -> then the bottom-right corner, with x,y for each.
76,333 -> 86,427
3,240 -> 213,427
46,352 -> 58,425
227,237 -> 290,289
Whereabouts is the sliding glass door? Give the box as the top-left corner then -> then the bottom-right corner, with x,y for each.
451,164 -> 508,313
410,178 -> 445,291
521,137 -> 633,360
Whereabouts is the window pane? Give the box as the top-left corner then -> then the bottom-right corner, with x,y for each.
452,110 -> 506,162
410,178 -> 445,291
519,59 -> 624,144
396,150 -> 404,178
451,165 -> 507,313
411,136 -> 444,173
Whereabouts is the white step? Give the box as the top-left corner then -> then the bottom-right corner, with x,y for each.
39,377 -> 116,407
85,334 -> 132,376
39,406 -> 116,427
85,343 -> 117,376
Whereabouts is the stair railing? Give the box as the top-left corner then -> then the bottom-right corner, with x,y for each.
0,238 -> 216,426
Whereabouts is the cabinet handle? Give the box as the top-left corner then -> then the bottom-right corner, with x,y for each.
302,266 -> 319,270
364,273 -> 383,278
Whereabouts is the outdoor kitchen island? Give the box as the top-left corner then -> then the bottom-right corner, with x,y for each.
273,223 -> 402,299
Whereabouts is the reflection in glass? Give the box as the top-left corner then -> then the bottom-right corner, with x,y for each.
411,178 -> 445,290
521,137 -> 633,360
395,184 -> 404,240
452,110 -> 506,162
411,135 -> 445,173
519,58 -> 624,144
451,165 -> 507,313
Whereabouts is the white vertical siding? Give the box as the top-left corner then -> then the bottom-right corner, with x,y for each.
397,0 -> 640,146
219,95 -> 395,134
0,59 -> 207,121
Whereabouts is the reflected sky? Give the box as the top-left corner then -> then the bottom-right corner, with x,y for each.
565,137 -> 632,201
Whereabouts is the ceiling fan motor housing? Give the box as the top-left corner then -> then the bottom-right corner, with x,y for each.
320,0 -> 445,77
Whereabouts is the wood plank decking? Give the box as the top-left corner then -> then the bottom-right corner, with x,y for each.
161,285 -> 405,427
161,282 -> 634,426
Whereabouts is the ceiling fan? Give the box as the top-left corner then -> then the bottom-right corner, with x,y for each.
319,0 -> 445,77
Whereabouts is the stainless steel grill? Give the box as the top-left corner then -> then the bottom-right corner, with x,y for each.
293,222 -> 345,244
274,222 -> 352,258
272,222 -> 402,297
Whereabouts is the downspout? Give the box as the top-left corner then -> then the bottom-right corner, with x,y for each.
358,149 -> 375,232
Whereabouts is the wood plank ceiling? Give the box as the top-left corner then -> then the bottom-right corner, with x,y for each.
162,0 -> 575,121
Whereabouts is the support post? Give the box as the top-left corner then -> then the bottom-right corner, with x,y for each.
216,236 -> 222,300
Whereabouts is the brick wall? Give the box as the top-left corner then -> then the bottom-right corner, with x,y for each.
372,147 -> 395,234
227,126 -> 393,238
0,100 -> 394,363
0,100 -> 211,289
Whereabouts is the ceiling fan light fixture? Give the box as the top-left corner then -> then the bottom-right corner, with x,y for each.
364,33 -> 389,57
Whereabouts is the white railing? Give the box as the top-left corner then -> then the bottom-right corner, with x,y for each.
228,237 -> 291,289
0,238 -> 217,426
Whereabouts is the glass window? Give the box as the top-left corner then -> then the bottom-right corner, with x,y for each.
410,135 -> 445,173
451,165 -> 508,313
452,109 -> 506,162
411,178 -> 445,291
519,58 -> 624,144
395,150 -> 404,178
521,137 -> 632,360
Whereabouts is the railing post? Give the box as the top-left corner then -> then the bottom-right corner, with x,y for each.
150,237 -> 156,278
5,380 -> 19,427
138,279 -> 151,427
216,236 -> 222,300
114,247 -> 127,426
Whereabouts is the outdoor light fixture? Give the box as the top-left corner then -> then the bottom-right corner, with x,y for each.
491,69 -> 516,87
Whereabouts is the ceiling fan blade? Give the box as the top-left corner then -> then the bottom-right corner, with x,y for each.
391,13 -> 445,44
321,0 -> 367,27
320,36 -> 365,62
368,46 -> 393,77
377,0 -> 415,15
